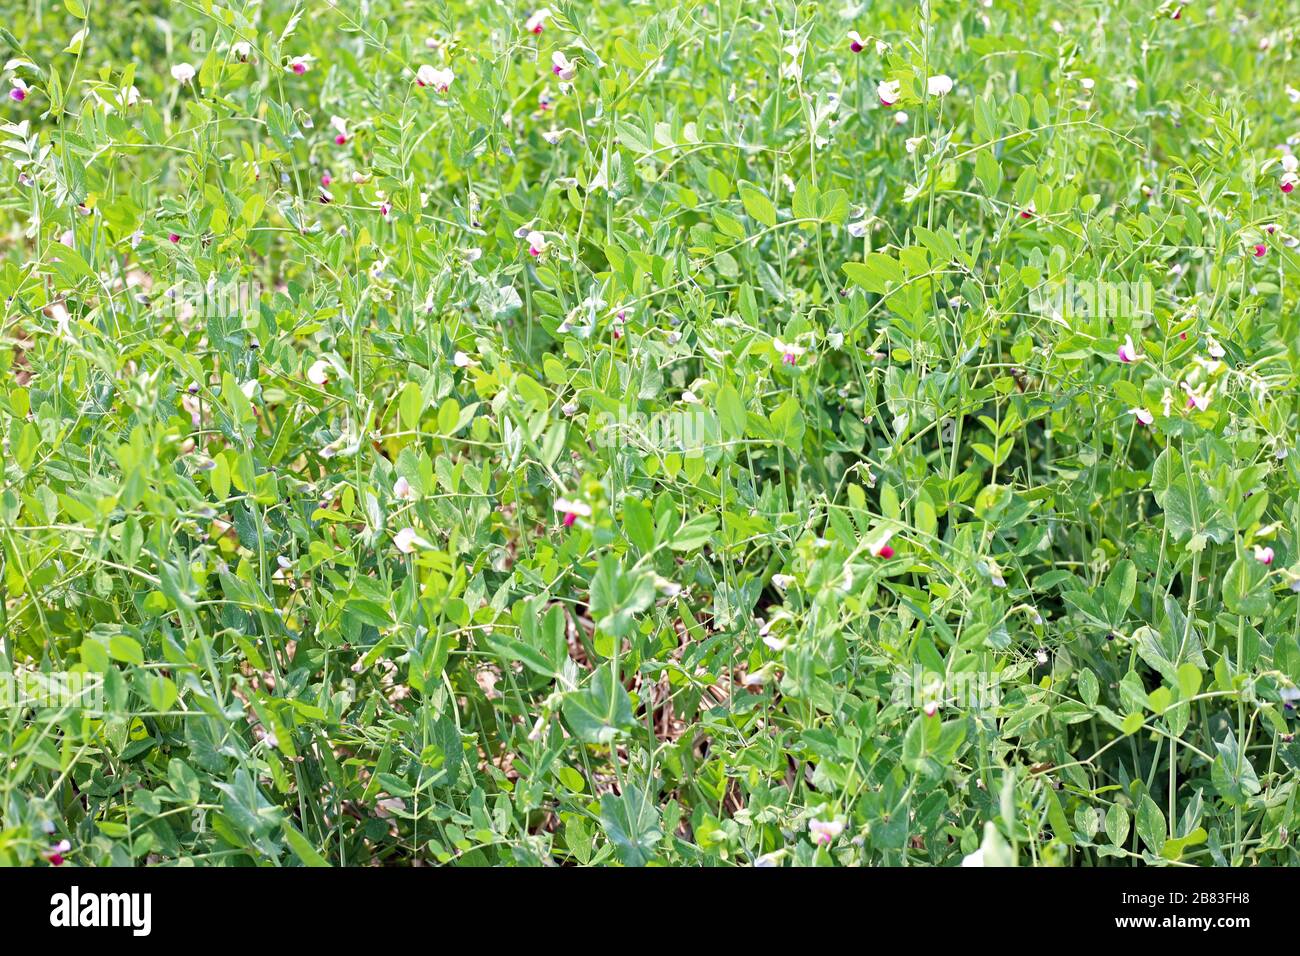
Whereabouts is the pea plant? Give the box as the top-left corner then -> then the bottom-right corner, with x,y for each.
1,0 -> 1298,868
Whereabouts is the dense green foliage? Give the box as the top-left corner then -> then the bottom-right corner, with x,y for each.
2,0 -> 1300,867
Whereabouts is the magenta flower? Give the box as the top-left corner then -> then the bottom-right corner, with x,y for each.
554,497 -> 591,528
44,840 -> 71,866
869,529 -> 896,559
1117,334 -> 1143,363
808,819 -> 844,846
525,9 -> 551,34
774,338 -> 806,366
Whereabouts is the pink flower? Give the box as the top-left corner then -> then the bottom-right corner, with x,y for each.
554,497 -> 591,528
9,80 -> 27,102
321,172 -> 332,187
1254,545 -> 1275,566
869,529 -> 896,559
847,30 -> 866,54
1019,201 -> 1035,220
393,476 -> 417,501
288,57 -> 310,74
809,819 -> 844,846
773,338 -> 806,366
1282,156 -> 1298,193
394,527 -> 432,553
877,80 -> 900,106
1117,334 -> 1143,363
416,66 -> 454,92
1181,382 -> 1210,412
44,840 -> 71,866
525,230 -> 548,257
1253,244 -> 1267,257
525,9 -> 551,33
551,51 -> 576,81
168,232 -> 180,243
1129,407 -> 1154,425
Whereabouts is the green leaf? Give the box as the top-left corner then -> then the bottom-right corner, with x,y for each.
1135,794 -> 1166,854
108,635 -> 144,666
716,384 -> 747,440
563,664 -> 634,744
283,821 -> 332,866
599,783 -> 662,866
669,514 -> 716,551
588,556 -> 655,637
399,381 -> 423,431
1222,555 -> 1271,618
738,181 -> 777,228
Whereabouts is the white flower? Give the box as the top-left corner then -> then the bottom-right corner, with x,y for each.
905,136 -> 925,154
307,359 -> 331,386
394,527 -> 432,553
417,66 -> 455,92
926,74 -> 954,96
773,338 -> 806,365
809,818 -> 844,846
170,63 -> 196,84
868,528 -> 896,558
525,8 -> 551,33
393,476 -> 417,501
1117,334 -> 1143,363
961,848 -> 985,867
1129,407 -> 1154,425
1080,77 -> 1095,91
877,80 -> 901,106
554,497 -> 592,517
551,51 -> 576,82
453,351 -> 476,368
771,573 -> 795,590
893,110 -> 909,125
1181,381 -> 1210,412
231,41 -> 252,61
